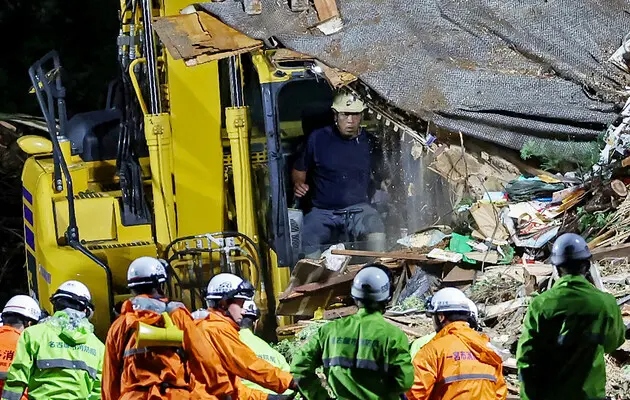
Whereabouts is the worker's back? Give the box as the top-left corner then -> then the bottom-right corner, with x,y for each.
516,274 -> 626,400
1,311 -> 104,400
408,321 -> 505,400
103,296 -> 193,400
292,308 -> 413,400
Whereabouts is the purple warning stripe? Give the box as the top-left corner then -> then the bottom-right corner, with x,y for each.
23,187 -> 33,205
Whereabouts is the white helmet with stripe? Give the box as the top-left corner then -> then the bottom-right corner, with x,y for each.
50,280 -> 94,319
2,295 -> 41,322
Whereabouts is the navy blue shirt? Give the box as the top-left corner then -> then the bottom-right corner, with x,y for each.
294,125 -> 380,210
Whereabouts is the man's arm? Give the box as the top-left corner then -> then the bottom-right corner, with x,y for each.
235,378 -> 269,400
292,133 -> 315,199
171,309 -> 234,398
406,343 -> 438,400
1,330 -> 34,400
515,300 -> 543,400
290,330 -> 329,400
603,295 -> 626,353
386,331 -> 414,394
292,169 -> 309,198
207,325 -> 293,395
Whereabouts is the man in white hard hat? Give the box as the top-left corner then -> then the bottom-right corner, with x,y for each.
194,273 -> 296,399
1,280 -> 105,400
407,287 -> 507,400
410,298 -> 481,358
0,295 -> 41,400
292,91 -> 387,259
292,263 -> 413,400
102,256 -> 233,400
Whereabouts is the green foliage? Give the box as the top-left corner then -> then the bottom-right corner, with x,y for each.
520,140 -> 601,172
273,321 -> 328,364
577,207 -> 612,234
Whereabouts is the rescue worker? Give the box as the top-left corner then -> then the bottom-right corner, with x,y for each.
1,280 -> 105,400
0,295 -> 41,400
407,287 -> 507,400
194,273 -> 295,399
291,263 -> 414,400
292,92 -> 386,259
102,256 -> 234,400
410,297 -> 480,358
516,233 -> 626,400
238,301 -> 293,397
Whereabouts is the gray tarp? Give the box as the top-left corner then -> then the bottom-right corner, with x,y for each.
201,0 -> 630,151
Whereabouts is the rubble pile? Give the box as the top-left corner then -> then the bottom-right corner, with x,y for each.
273,132 -> 630,398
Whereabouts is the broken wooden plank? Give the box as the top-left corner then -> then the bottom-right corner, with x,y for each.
330,249 -> 443,263
293,273 -> 355,295
313,0 -> 339,21
152,11 -> 263,66
591,242 -> 630,260
323,306 -> 358,320
384,317 -> 425,338
442,266 -> 477,286
481,298 -> 528,320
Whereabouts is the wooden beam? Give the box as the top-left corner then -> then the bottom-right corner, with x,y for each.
313,0 -> 339,21
591,242 -> 630,260
330,249 -> 443,263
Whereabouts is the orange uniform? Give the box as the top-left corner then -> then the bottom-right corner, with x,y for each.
195,310 -> 293,399
407,321 -> 507,400
102,296 -> 233,400
0,326 -> 27,400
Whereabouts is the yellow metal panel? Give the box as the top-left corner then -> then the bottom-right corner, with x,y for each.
144,113 -> 177,246
53,197 -> 117,242
167,58 -> 225,237
164,0 -> 224,239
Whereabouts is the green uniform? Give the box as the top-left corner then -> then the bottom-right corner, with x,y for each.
1,310 -> 105,400
239,328 -> 293,395
516,274 -> 626,400
409,332 -> 436,359
291,308 -> 414,400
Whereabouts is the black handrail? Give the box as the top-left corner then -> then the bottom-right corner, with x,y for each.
28,50 -> 116,323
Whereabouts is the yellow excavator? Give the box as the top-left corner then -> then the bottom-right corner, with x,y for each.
18,0 -> 344,340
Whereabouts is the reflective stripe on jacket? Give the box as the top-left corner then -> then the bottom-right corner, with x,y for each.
516,274 -> 626,400
102,295 -> 232,400
407,321 -> 507,400
195,310 -> 293,398
1,310 -> 104,400
291,307 -> 414,400
0,326 -> 27,400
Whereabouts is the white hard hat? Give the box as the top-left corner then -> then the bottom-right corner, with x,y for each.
466,298 -> 478,322
50,280 -> 94,319
205,273 -> 255,301
127,256 -> 168,288
242,300 -> 260,320
351,265 -> 391,303
2,295 -> 41,322
331,93 -> 367,113
426,287 -> 470,315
